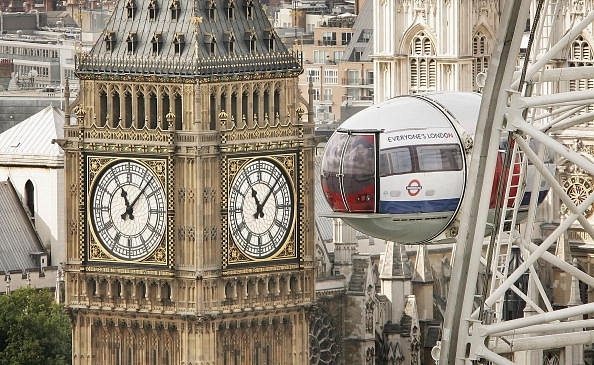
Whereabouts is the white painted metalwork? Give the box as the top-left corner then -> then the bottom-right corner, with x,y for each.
441,2 -> 594,364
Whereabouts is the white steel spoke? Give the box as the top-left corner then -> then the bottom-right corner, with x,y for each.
441,2 -> 594,364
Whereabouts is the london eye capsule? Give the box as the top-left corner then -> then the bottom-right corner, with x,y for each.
320,92 -> 551,243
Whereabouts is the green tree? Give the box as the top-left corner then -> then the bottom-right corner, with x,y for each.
0,287 -> 71,365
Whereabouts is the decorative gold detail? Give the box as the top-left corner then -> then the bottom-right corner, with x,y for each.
85,265 -> 174,277
152,247 -> 167,263
218,110 -> 229,121
296,106 -> 305,117
222,263 -> 300,276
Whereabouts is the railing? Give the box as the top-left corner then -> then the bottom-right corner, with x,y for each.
342,78 -> 374,86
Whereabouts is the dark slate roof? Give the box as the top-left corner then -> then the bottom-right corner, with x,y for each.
76,0 -> 302,78
0,180 -> 46,273
314,151 -> 333,243
342,0 -> 373,62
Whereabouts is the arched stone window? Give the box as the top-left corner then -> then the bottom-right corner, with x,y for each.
126,32 -> 138,54
25,180 -> 34,220
473,30 -> 490,91
207,0 -> 216,19
151,32 -> 163,55
173,33 -> 185,54
568,35 -> 594,114
148,0 -> 159,19
104,32 -> 116,51
409,31 -> 436,94
226,0 -> 234,19
99,90 -> 108,126
204,33 -> 216,56
125,0 -> 137,19
263,29 -> 274,52
245,0 -> 253,19
245,30 -> 256,53
169,0 -> 180,20
224,32 -> 235,55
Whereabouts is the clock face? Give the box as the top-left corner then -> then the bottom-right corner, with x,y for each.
228,158 -> 295,259
89,159 -> 167,260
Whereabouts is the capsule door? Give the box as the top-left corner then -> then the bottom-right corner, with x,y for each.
321,132 -> 377,213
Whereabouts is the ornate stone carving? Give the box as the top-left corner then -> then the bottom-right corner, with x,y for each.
309,307 -> 340,365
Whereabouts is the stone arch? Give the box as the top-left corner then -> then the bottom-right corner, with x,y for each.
24,179 -> 34,219
471,24 -> 493,91
398,23 -> 436,56
161,281 -> 171,302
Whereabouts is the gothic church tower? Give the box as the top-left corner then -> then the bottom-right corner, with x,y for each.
59,0 -> 315,362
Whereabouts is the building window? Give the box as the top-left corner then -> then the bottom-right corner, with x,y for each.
341,32 -> 352,45
25,180 -> 34,219
126,32 -> 137,53
244,31 -> 256,53
324,69 -> 338,84
151,33 -> 163,54
409,31 -> 436,94
473,30 -> 490,91
322,31 -> 336,46
225,32 -> 235,54
207,0 -> 216,19
568,35 -> 594,113
125,0 -> 137,18
263,29 -> 274,52
323,88 -> 332,101
312,88 -> 320,101
245,0 -> 253,18
173,33 -> 185,54
104,32 -> 116,51
226,0 -> 234,19
347,69 -> 359,85
204,34 -> 216,56
148,0 -> 159,19
307,68 -> 320,83
313,50 -> 327,64
365,71 -> 373,85
333,51 -> 343,62
169,0 -> 180,20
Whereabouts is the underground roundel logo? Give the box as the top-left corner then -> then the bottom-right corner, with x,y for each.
406,179 -> 422,196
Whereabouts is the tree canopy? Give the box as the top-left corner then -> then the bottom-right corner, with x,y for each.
0,287 -> 71,365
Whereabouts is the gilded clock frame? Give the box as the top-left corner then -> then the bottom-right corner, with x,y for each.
85,154 -> 174,266
222,152 -> 300,271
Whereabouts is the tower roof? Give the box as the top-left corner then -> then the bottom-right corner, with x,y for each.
0,105 -> 64,167
380,242 -> 412,279
76,0 -> 302,79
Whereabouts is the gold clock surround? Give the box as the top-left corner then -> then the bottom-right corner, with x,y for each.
222,153 -> 299,271
86,155 -> 173,265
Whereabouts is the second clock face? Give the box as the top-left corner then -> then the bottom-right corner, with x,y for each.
228,158 -> 295,259
89,159 -> 167,261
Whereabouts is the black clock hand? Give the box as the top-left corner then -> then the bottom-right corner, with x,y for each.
251,188 -> 261,207
120,189 -> 131,220
254,179 -> 279,219
123,178 -> 152,220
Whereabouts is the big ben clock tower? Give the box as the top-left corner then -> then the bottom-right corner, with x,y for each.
59,0 -> 315,362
